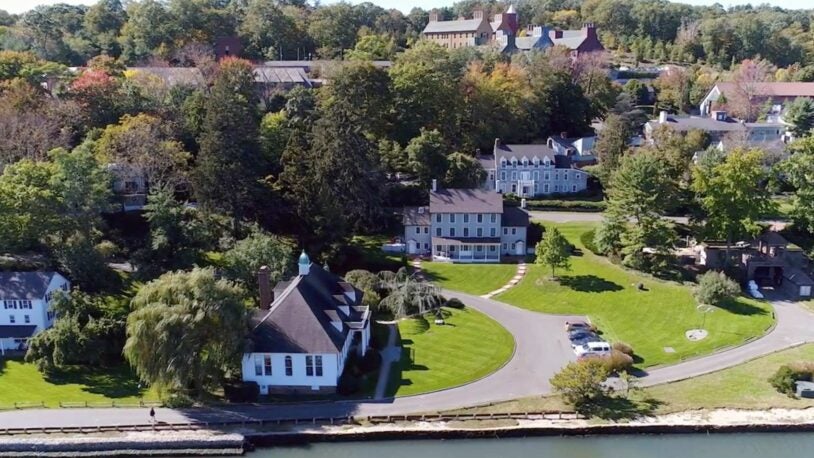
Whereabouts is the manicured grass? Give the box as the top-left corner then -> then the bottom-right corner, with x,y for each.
497,222 -> 775,367
387,306 -> 514,397
0,358 -> 158,408
421,262 -> 518,295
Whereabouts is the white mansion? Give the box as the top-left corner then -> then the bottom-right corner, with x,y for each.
480,138 -> 590,197
0,272 -> 70,355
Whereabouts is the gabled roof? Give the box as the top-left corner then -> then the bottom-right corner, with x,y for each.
249,264 -> 368,354
430,189 -> 503,214
502,206 -> 529,227
0,272 -> 59,300
515,35 -> 552,50
423,18 -> 487,34
647,115 -> 747,133
252,66 -> 311,86
494,142 -> 557,160
127,67 -> 206,87
403,206 -> 430,225
550,36 -> 588,50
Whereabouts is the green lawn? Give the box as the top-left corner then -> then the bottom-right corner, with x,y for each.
0,358 -> 157,408
421,262 -> 518,295
497,222 -> 775,367
386,306 -> 514,397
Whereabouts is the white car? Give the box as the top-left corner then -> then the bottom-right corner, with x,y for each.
574,341 -> 611,357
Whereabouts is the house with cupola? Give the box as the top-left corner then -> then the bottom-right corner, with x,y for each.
241,252 -> 371,395
0,272 -> 70,355
479,138 -> 590,198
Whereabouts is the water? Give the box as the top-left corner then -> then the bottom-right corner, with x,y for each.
245,433 -> 814,458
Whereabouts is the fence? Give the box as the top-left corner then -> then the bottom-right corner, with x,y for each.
365,411 -> 584,423
0,400 -> 163,411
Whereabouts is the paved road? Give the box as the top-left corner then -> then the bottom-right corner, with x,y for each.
2,292 -> 813,429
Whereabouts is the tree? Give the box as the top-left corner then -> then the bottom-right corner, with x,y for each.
193,58 -> 268,234
726,58 -> 774,121
119,0 -> 179,63
695,270 -> 740,306
784,97 -> 814,139
781,137 -> 814,235
406,128 -> 448,188
444,152 -> 486,188
378,273 -> 443,318
307,2 -> 362,58
535,227 -> 572,279
346,34 -> 398,60
692,148 -> 774,263
222,229 -> 294,298
550,359 -> 610,408
238,0 -> 302,60
124,268 -> 247,397
593,113 -> 633,184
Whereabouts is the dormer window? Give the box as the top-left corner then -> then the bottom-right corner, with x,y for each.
544,157 -> 551,166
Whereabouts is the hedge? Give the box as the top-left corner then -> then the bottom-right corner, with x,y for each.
525,199 -> 606,212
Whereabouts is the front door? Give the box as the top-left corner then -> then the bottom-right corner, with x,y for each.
407,240 -> 417,254
515,241 -> 525,256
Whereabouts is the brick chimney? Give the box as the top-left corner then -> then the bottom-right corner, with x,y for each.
258,265 -> 272,309
551,29 -> 563,39
583,22 -> 597,40
473,9 -> 484,19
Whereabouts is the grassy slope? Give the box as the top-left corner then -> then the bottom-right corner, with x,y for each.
421,262 -> 518,295
497,222 -> 774,367
387,307 -> 514,397
0,359 -> 157,408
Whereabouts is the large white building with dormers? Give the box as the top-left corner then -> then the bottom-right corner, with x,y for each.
0,272 -> 70,355
479,138 -> 590,198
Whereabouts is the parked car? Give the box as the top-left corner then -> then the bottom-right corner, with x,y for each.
565,320 -> 592,332
569,331 -> 602,348
574,341 -> 612,357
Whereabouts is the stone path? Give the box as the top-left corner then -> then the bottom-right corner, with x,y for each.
373,323 -> 401,400
410,258 -> 425,280
481,262 -> 527,298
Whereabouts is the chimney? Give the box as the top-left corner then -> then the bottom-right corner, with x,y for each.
431,179 -> 437,192
560,131 -> 568,139
258,266 -> 272,309
429,10 -> 439,22
473,9 -> 484,19
583,22 -> 597,39
494,137 -> 501,152
551,29 -> 563,39
659,110 -> 669,124
531,25 -> 544,37
521,198 -> 527,209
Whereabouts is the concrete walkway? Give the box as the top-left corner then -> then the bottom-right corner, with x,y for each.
481,262 -> 527,298
373,323 -> 401,400
2,293 -> 814,429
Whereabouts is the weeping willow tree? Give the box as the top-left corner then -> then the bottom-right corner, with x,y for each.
378,268 -> 444,318
124,267 -> 247,398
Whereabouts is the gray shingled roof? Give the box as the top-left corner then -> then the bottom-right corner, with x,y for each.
516,35 -> 552,50
0,325 -> 37,339
502,206 -> 530,227
0,272 -> 57,300
253,66 -> 311,86
430,189 -> 503,213
478,155 -> 496,170
403,207 -> 430,225
495,143 -> 557,160
249,264 -> 368,354
127,67 -> 206,87
647,115 -> 747,133
423,18 -> 485,34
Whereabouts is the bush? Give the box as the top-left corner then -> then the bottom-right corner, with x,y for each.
524,199 -> 606,212
603,350 -> 634,373
612,342 -> 634,356
337,371 -> 361,396
769,363 -> 814,396
224,381 -> 260,403
550,359 -> 610,407
445,298 -> 466,309
580,229 -> 599,254
95,240 -> 119,260
162,392 -> 194,408
695,270 -> 741,306
358,349 -> 382,374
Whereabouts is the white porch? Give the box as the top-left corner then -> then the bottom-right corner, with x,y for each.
432,237 -> 501,263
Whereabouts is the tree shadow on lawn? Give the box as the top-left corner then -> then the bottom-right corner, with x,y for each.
558,275 -> 624,293
44,365 -> 148,399
716,297 -> 769,316
580,395 -> 664,421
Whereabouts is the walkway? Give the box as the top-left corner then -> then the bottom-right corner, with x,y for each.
481,262 -> 527,298
373,323 -> 401,400
2,294 -> 814,429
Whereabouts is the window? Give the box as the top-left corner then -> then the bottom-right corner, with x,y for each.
315,355 -> 323,376
424,243 -> 429,250
450,213 -> 456,223
564,172 -> 569,181
9,315 -> 15,324
477,228 -> 483,237
306,355 -> 314,376
24,315 -> 29,324
436,245 -> 442,252
533,171 -> 539,180
463,228 -> 469,237
490,228 -> 496,237
511,184 -> 517,193
555,173 -> 559,180
285,356 -> 293,376
544,173 -> 549,180
512,228 -> 517,235
264,355 -> 272,375
502,243 -> 507,250
511,242 -> 516,251
424,227 -> 428,233
489,246 -> 496,252
511,171 -> 517,180
500,171 -> 506,180
436,214 -> 442,223
254,356 -> 263,376
477,245 -> 483,252
503,228 -> 508,235
544,184 -> 549,193
491,214 -> 496,223
477,214 -> 483,223
463,214 -> 469,223
415,227 -> 420,234
450,228 -> 456,237
436,227 -> 441,236
572,185 -> 577,192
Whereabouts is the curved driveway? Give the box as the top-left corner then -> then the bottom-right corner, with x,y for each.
1,291 -> 814,429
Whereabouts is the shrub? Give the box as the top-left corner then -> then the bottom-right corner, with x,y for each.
524,199 -> 606,212
358,349 -> 382,374
603,350 -> 634,373
769,363 -> 814,396
337,372 -> 361,396
95,240 -> 119,260
162,392 -> 194,408
445,298 -> 466,309
550,359 -> 610,407
580,229 -> 599,254
612,342 -> 634,356
695,270 -> 741,306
